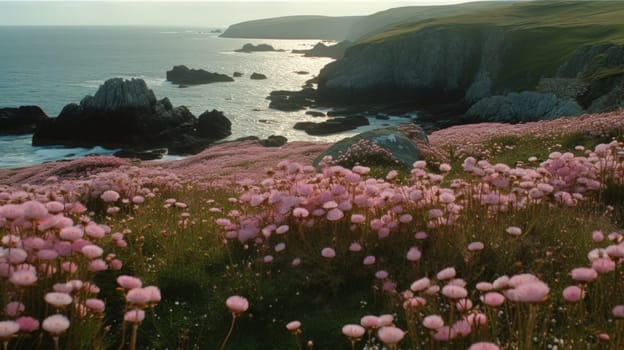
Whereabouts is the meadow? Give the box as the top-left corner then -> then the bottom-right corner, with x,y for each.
2,111 -> 624,349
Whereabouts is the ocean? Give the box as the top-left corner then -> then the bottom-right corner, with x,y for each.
0,26 -> 408,169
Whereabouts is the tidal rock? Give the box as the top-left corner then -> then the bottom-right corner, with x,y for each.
197,110 -> 232,139
233,72 -> 243,77
259,135 -> 288,147
166,65 -> 234,86
0,106 -> 48,134
235,43 -> 283,53
293,115 -> 369,136
33,78 -> 231,155
250,73 -> 268,80
464,91 -> 583,123
295,71 -> 309,75
268,88 -> 316,111
305,110 -> 326,117
313,125 -> 428,168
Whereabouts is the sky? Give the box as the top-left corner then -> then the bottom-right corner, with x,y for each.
0,1 -> 480,27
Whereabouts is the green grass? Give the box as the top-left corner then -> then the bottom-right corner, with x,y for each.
359,1 -> 624,91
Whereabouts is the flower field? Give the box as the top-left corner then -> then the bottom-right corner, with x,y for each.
2,112 -> 624,349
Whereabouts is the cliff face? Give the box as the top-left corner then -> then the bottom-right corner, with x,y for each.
317,25 -> 495,105
220,15 -> 361,40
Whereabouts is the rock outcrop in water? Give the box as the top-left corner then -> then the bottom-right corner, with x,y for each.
33,78 -> 231,155
0,106 -> 48,134
235,43 -> 283,53
292,40 -> 352,59
166,65 -> 234,86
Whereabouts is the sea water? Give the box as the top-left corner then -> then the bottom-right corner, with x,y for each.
0,26 -> 407,169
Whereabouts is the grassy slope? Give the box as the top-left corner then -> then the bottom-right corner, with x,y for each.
362,1 -> 624,90
220,15 -> 362,40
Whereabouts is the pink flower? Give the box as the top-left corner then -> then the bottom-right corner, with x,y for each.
88,259 -> 108,272
452,319 -> 471,337
592,258 -> 616,274
436,267 -> 456,280
410,277 -> 431,292
360,315 -> 380,329
348,242 -> 362,252
286,320 -> 301,332
5,301 -> 25,317
612,305 -> 624,319
85,298 -> 105,313
592,230 -> 604,242
377,326 -> 405,345
363,255 -> 376,266
117,275 -> 142,289
275,225 -> 289,234
570,267 -> 598,283
562,286 -> 584,303
321,247 -> 336,259
59,226 -> 84,241
433,326 -> 456,341
226,295 -> 249,315
132,196 -> 145,204
467,241 -> 484,251
481,292 -> 505,307
422,315 -> 444,330
456,298 -> 473,312
22,201 -> 48,220
441,285 -> 467,300
406,247 -> 422,262
42,314 -> 70,335
81,244 -> 104,259
327,208 -> 344,221
375,270 -> 389,279
0,204 -> 24,220
100,190 -> 120,203
342,324 -> 365,338
293,208 -> 309,218
45,292 -> 73,308
505,281 -> 550,303
506,226 -> 522,236
9,270 -> 37,287
0,320 -> 20,340
350,214 -> 365,224
124,309 -> 145,323
126,288 -> 151,305
16,316 -> 39,333
469,342 -> 501,350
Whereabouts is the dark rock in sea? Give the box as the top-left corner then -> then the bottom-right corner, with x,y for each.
267,88 -> 316,111
197,109 -> 232,140
166,65 -> 234,86
233,72 -> 243,77
250,73 -> 268,80
210,29 -> 223,34
295,71 -> 309,75
259,135 -> 288,147
305,110 -> 326,117
33,78 -> 231,155
114,148 -> 168,161
235,43 -> 284,53
292,40 -> 352,59
0,106 -> 48,134
376,114 -> 390,120
313,125 -> 428,168
293,115 -> 369,136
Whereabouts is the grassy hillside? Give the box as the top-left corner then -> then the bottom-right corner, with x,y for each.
220,15 -> 361,40
360,1 -> 624,91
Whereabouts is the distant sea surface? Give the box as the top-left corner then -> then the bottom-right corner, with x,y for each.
0,26 -> 406,169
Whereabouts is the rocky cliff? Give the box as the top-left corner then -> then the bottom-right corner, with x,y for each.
317,1 -> 624,123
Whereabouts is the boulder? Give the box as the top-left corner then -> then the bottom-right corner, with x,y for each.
233,72 -> 243,77
250,73 -> 268,80
113,148 -> 168,161
267,88 -> 316,111
259,135 -> 288,147
293,116 -> 369,136
305,111 -> 326,117
197,109 -> 232,140
166,65 -> 234,86
33,78 -> 231,155
464,91 -> 583,123
235,43 -> 283,53
0,106 -> 48,134
313,126 -> 428,168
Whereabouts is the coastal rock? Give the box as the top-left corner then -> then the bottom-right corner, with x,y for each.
305,110 -> 326,117
113,148 -> 168,161
33,78 -> 231,155
292,40 -> 352,59
250,72 -> 268,80
258,135 -> 288,147
233,72 -> 243,77
464,92 -> 583,123
293,115 -> 369,136
197,110 -> 232,139
166,65 -> 234,86
0,106 -> 48,134
235,43 -> 283,53
268,88 -> 316,111
313,125 -> 427,168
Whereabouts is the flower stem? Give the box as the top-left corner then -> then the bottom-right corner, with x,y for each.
129,323 -> 139,350
53,336 -> 59,350
219,314 -> 237,350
